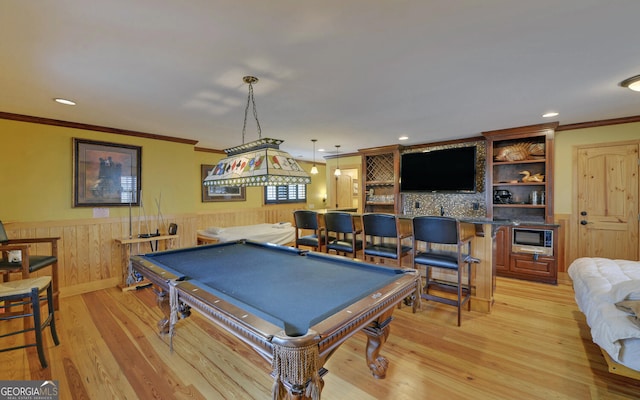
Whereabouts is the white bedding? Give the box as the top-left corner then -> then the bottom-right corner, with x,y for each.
197,223 -> 295,245
568,257 -> 640,371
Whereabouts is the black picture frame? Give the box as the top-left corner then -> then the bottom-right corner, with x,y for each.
73,138 -> 141,207
201,164 -> 246,202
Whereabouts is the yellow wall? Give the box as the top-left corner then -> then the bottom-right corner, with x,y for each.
1,118 -> 325,222
554,122 -> 640,214
306,164 -> 328,210
0,119 -> 195,222
3,116 -> 637,223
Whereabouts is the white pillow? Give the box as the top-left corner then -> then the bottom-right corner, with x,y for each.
8,250 -> 22,263
205,226 -> 225,234
608,280 -> 640,303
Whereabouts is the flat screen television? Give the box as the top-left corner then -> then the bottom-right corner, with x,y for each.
400,146 -> 477,192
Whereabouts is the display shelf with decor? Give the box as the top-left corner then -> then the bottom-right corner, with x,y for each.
483,123 -> 559,284
483,123 -> 557,224
359,145 -> 402,214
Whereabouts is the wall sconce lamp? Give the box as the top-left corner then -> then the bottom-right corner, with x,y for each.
620,74 -> 640,92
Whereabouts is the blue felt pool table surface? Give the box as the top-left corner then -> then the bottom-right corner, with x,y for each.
134,240 -> 410,336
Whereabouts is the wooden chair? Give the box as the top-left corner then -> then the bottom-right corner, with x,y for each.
362,213 -> 412,267
293,210 -> 332,252
412,216 -> 479,326
0,221 -> 60,310
324,212 -> 363,258
0,276 -> 60,368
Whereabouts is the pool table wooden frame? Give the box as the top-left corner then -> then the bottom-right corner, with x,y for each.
130,240 -> 420,400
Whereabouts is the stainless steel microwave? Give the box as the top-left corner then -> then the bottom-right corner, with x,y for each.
512,227 -> 553,256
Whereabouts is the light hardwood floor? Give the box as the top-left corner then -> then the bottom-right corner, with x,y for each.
2,276 -> 640,399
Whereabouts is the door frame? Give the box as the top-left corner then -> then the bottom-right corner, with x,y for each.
328,163 -> 360,210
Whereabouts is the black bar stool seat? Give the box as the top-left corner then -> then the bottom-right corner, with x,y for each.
362,213 -> 412,267
324,212 -> 363,258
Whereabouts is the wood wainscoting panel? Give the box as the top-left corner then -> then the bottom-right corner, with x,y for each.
2,207 -> 301,298
555,213 -> 570,273
2,214 -> 198,297
196,205 -> 298,230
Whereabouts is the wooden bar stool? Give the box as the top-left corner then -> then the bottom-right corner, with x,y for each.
324,212 -> 363,258
0,220 -> 60,310
412,216 -> 479,326
293,210 -> 334,252
0,276 -> 60,368
362,213 -> 412,267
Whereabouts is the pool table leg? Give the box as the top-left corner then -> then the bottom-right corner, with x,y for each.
362,309 -> 394,379
271,367 -> 328,400
154,287 -> 191,335
156,289 -> 171,334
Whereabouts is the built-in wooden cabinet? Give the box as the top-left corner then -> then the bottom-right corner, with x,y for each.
359,145 -> 402,214
494,226 -> 510,274
509,251 -> 557,284
483,123 -> 557,224
494,223 -> 558,284
483,123 -> 559,284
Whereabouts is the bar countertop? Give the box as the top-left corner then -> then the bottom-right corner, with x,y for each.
457,217 -> 559,228
315,209 -> 560,227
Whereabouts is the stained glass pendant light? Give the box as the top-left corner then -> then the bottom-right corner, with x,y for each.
203,76 -> 311,187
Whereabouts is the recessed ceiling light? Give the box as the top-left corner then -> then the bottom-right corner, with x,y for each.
398,136 -> 409,141
542,112 -> 558,118
318,148 -> 325,152
620,75 -> 640,92
54,98 -> 76,106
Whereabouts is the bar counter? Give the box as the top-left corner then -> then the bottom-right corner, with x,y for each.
313,211 -> 528,313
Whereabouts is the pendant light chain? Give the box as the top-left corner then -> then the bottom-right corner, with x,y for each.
242,77 -> 262,144
203,75 -> 311,187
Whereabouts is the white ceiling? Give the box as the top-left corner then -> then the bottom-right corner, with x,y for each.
2,1 -> 640,161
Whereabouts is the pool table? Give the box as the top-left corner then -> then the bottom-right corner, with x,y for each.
130,240 -> 420,399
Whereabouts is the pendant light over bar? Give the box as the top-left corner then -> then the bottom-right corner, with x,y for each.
310,139 -> 319,175
203,76 -> 311,187
334,145 -> 341,176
